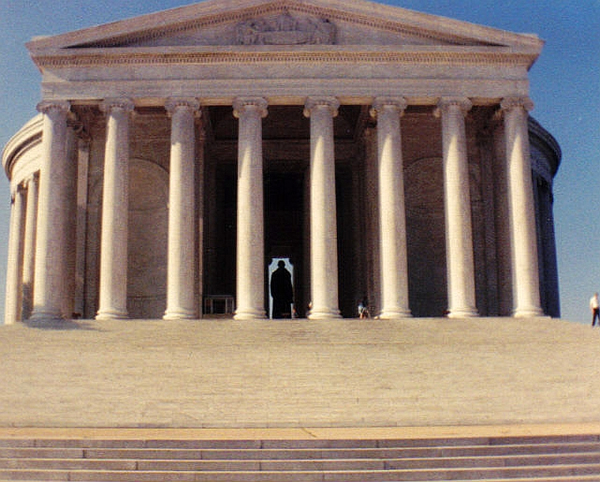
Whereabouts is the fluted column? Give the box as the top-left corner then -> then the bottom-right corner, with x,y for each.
233,97 -> 268,320
501,97 -> 543,317
164,98 -> 200,320
370,97 -> 411,319
96,98 -> 134,320
4,185 -> 26,324
31,101 -> 71,321
22,174 -> 39,320
304,97 -> 341,319
436,97 -> 478,318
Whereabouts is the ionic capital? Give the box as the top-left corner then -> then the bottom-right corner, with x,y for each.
36,100 -> 71,116
303,97 -> 340,118
165,97 -> 201,117
369,97 -> 408,119
25,172 -> 39,187
67,116 -> 92,141
232,97 -> 268,119
434,97 -> 472,118
100,98 -> 135,115
500,96 -> 534,113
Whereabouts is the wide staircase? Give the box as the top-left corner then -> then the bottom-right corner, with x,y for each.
1,432 -> 600,481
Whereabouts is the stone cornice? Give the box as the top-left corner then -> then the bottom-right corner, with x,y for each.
31,46 -> 538,69
26,0 -> 543,52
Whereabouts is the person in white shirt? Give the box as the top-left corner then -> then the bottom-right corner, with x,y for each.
590,293 -> 599,327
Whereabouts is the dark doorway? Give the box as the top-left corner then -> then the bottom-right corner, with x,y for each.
265,171 -> 306,317
268,257 -> 295,319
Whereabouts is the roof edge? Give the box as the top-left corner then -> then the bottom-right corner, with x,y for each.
26,0 -> 544,53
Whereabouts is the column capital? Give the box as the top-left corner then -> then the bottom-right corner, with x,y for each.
11,181 -> 26,200
66,117 -> 91,141
100,98 -> 135,114
434,97 -> 472,118
304,97 -> 340,118
165,97 -> 201,116
36,100 -> 71,115
25,172 -> 39,186
233,97 -> 268,119
500,96 -> 534,113
370,97 -> 408,119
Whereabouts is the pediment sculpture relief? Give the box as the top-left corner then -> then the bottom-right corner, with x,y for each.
236,10 -> 336,45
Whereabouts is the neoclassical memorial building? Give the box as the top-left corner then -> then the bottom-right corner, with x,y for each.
2,0 -> 560,324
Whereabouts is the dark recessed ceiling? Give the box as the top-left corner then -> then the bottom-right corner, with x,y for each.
209,105 -> 362,141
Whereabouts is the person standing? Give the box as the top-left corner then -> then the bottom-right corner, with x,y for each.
271,260 -> 294,319
590,293 -> 600,327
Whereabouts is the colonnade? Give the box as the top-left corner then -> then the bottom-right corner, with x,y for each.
4,94 -> 544,324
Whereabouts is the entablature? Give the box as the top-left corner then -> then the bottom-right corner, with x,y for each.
39,76 -> 528,109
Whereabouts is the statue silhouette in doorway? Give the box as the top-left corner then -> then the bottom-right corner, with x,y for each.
271,260 -> 294,318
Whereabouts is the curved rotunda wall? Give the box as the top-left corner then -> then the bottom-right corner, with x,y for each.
3,119 -> 171,321
528,117 -> 561,318
2,115 -> 44,191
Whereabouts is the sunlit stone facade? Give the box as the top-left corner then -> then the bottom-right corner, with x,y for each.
2,0 -> 560,323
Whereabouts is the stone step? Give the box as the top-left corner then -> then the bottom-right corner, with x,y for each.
1,433 -> 599,481
2,453 -> 600,471
2,464 -> 600,482
2,434 -> 597,449
2,441 -> 600,460
2,479 -> 599,482
4,478 -> 599,482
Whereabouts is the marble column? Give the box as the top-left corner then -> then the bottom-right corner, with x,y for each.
304,97 -> 341,319
96,98 -> 134,320
233,97 -> 268,320
21,174 -> 39,320
437,97 -> 478,318
196,129 -> 206,318
4,185 -> 26,324
501,97 -> 543,317
370,97 -> 411,319
30,101 -> 71,321
164,98 -> 200,320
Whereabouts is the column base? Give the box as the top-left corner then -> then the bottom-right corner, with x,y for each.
447,308 -> 479,318
96,309 -> 128,321
163,309 -> 197,321
233,309 -> 266,321
379,309 -> 412,320
308,308 -> 342,320
513,307 -> 545,318
29,310 -> 64,322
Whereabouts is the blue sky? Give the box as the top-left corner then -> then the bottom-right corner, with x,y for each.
0,0 -> 598,323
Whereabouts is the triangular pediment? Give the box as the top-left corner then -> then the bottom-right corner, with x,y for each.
27,0 -> 543,52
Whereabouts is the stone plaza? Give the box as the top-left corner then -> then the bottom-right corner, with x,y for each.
0,317 -> 599,429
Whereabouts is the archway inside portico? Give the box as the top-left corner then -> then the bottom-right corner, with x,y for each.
265,170 -> 306,318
